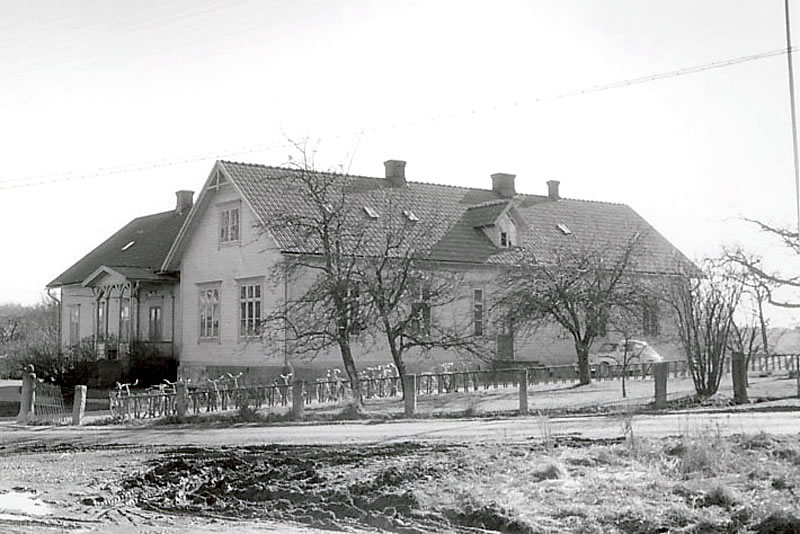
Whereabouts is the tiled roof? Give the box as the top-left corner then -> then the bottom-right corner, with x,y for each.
48,210 -> 187,287
463,200 -> 512,228
218,161 -> 697,275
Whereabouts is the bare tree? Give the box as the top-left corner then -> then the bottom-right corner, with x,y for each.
719,247 -> 771,357
259,145 -> 483,405
666,263 -> 743,398
356,195 -> 487,386
494,233 -> 645,385
260,144 -> 369,406
723,219 -> 800,309
606,301 -> 651,398
1,300 -> 59,379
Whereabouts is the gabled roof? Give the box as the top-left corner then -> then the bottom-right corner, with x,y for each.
48,210 -> 187,287
463,200 -> 513,228
170,160 -> 696,275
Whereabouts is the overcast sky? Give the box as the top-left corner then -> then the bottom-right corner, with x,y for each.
1,0 -> 798,325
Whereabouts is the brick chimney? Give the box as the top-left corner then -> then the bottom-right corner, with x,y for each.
175,190 -> 194,214
546,180 -> 560,200
491,173 -> 516,198
384,160 -> 406,187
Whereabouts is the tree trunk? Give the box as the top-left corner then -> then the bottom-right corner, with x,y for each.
337,339 -> 363,407
576,342 -> 592,385
757,298 -> 769,356
386,335 -> 407,399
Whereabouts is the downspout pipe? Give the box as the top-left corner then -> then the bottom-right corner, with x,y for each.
46,287 -> 61,350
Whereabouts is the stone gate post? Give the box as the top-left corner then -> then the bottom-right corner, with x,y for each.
176,381 -> 189,422
16,365 -> 36,423
518,369 -> 529,415
653,362 -> 668,409
72,385 -> 87,425
291,381 -> 305,420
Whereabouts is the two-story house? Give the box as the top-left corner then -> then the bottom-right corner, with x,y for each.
49,159 -> 696,384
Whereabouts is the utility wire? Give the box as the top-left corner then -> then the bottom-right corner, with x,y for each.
1,45 -> 794,192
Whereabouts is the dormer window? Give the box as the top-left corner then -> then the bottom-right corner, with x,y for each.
557,223 -> 572,235
363,206 -> 379,219
500,232 -> 510,248
403,209 -> 419,222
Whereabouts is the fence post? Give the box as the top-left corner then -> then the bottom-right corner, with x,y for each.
176,381 -> 189,422
731,351 -> 749,405
72,385 -> 87,425
291,381 -> 305,420
653,362 -> 668,409
796,355 -> 800,398
518,369 -> 529,415
403,374 -> 417,417
16,365 -> 36,423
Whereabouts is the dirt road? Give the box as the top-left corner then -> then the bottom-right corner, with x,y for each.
2,409 -> 799,533
2,409 -> 799,451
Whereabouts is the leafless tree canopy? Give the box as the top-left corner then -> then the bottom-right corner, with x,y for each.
494,232 -> 648,385
355,194 -> 487,381
666,263 -> 742,398
259,146 -> 370,404
723,219 -> 800,309
258,143 -> 483,403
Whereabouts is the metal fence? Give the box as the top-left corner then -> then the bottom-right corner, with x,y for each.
34,382 -> 69,423
105,353 -> 799,420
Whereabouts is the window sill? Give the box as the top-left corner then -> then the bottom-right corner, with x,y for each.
198,337 -> 220,344
219,240 -> 241,249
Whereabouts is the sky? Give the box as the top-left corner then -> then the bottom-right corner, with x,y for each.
1,0 -> 799,325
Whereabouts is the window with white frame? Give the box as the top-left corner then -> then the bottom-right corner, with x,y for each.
473,288 -> 485,337
199,286 -> 220,340
220,206 -> 240,244
119,298 -> 130,343
149,306 -> 162,342
239,281 -> 262,338
68,305 -> 80,346
97,300 -> 107,341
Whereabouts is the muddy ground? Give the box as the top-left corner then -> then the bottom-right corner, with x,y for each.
2,431 -> 800,533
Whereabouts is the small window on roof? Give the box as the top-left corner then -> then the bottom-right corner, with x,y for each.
121,241 -> 135,251
500,232 -> 510,248
403,209 -> 419,222
556,223 -> 572,235
363,206 -> 379,219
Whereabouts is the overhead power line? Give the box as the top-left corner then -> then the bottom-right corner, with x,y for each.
1,45 -> 794,192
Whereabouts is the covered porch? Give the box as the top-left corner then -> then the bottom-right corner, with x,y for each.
82,265 -> 179,361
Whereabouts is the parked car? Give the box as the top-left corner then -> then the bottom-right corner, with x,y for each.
589,340 -> 663,375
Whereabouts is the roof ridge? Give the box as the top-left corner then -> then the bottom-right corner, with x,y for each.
219,160 -> 382,182
466,199 -> 511,210
218,160 -> 631,207
554,196 -> 628,207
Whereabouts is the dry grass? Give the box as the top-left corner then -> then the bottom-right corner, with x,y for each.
408,432 -> 800,533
